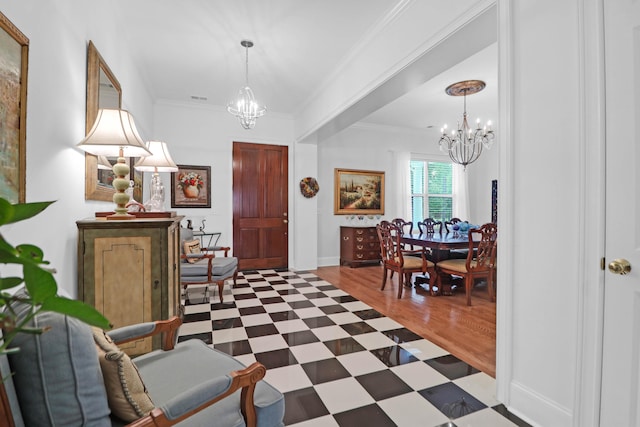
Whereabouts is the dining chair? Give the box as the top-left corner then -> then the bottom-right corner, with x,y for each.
391,217 -> 414,249
376,221 -> 435,298
435,222 -> 497,306
417,218 -> 443,234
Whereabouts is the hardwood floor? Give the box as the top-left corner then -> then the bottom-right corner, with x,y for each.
311,265 -> 496,377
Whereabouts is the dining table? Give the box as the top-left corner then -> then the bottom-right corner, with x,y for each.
401,231 -> 481,294
401,231 -> 480,262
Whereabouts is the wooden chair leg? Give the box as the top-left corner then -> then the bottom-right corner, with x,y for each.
381,267 -> 388,290
217,281 -> 224,303
487,271 -> 496,302
397,272 -> 405,298
465,276 -> 473,306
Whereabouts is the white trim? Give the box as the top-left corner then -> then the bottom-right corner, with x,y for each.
573,0 -> 607,426
495,0 -> 514,406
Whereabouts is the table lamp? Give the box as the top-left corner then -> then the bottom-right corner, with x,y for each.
134,140 -> 179,212
96,155 -> 113,170
77,108 -> 151,219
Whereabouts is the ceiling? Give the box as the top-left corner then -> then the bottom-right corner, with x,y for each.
111,0 -> 497,134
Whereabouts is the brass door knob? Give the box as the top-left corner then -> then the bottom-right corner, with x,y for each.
608,258 -> 631,275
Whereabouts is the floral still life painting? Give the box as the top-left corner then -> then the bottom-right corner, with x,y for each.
171,165 -> 211,208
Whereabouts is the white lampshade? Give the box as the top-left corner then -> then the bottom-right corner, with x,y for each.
134,141 -> 178,172
77,109 -> 151,158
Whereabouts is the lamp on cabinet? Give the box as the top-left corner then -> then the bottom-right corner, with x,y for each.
134,140 -> 179,212
77,108 -> 151,219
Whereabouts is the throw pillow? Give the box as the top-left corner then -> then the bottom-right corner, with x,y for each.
183,239 -> 201,264
92,327 -> 155,422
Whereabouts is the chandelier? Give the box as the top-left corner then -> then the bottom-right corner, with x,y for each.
438,80 -> 494,169
227,40 -> 266,129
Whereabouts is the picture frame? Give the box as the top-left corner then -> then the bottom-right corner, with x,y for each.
334,168 -> 385,215
171,165 -> 211,208
0,12 -> 29,203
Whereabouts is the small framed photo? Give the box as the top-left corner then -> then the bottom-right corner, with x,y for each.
171,165 -> 211,208
334,168 -> 385,215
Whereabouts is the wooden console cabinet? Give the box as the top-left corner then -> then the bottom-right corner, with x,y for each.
340,226 -> 381,267
77,216 -> 183,355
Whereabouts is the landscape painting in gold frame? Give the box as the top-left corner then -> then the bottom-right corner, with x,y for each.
0,12 -> 28,203
334,168 -> 384,215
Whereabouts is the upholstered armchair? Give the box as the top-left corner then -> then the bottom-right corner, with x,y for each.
0,306 -> 284,426
180,227 -> 238,303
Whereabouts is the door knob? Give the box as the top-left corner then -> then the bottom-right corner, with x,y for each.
608,258 -> 631,275
283,219 -> 288,224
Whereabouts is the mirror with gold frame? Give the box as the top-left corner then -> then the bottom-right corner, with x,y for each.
84,40 -> 122,201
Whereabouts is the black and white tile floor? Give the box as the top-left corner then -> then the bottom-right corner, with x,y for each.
178,269 -> 530,427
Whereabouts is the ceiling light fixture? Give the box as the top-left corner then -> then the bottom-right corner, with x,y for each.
227,40 -> 266,129
438,80 -> 494,170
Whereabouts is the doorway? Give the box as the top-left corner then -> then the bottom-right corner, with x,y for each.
232,142 -> 288,270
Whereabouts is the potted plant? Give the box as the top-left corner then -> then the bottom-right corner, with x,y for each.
0,197 -> 110,355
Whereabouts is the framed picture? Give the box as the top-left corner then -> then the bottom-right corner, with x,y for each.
491,179 -> 498,224
171,165 -> 211,208
0,12 -> 29,203
334,168 -> 385,215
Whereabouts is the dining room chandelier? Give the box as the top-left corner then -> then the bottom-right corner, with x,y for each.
227,40 -> 266,129
438,80 -> 494,169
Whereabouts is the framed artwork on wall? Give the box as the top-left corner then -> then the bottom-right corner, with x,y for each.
491,179 -> 498,224
0,12 -> 29,203
171,165 -> 211,208
334,168 -> 385,215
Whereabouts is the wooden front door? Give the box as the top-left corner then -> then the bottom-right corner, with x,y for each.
232,142 -> 288,270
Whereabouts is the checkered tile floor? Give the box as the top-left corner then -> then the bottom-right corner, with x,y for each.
178,270 -> 529,427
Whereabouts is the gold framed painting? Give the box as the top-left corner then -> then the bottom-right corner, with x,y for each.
334,168 -> 384,215
0,12 -> 28,203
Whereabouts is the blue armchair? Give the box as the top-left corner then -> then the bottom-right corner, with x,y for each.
0,309 -> 284,426
180,227 -> 238,303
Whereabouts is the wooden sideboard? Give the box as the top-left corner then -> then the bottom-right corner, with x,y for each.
339,226 -> 381,267
77,216 -> 183,355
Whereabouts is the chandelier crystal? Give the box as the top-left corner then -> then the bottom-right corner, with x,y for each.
438,80 -> 494,170
227,40 -> 266,129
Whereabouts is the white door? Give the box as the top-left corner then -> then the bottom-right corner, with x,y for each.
600,0 -> 640,424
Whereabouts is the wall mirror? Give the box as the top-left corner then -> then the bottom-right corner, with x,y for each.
84,40 -> 122,201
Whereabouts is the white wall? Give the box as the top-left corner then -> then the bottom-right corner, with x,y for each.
0,2 -> 154,297
496,0 -> 585,425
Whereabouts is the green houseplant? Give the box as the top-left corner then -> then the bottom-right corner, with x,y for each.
0,197 -> 110,355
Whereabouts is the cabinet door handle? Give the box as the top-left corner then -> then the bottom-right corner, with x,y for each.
356,230 -> 364,235
356,237 -> 364,242
343,236 -> 350,241
357,245 -> 364,250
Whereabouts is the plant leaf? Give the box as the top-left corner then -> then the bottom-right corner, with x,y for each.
23,264 -> 57,302
15,244 -> 47,264
0,199 -> 54,226
0,277 -> 23,290
40,296 -> 111,329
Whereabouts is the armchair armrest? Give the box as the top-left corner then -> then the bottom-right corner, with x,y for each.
126,362 -> 267,427
202,246 -> 231,257
108,317 -> 182,351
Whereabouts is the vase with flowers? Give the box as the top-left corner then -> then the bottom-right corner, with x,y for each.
178,171 -> 204,199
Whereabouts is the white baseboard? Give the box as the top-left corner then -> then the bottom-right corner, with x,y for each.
509,380 -> 572,427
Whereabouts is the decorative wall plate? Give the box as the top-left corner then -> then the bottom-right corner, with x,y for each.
300,177 -> 319,198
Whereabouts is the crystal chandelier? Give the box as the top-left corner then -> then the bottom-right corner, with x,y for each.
438,80 -> 494,169
227,40 -> 266,129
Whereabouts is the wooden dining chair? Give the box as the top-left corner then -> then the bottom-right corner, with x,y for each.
417,218 -> 442,234
376,221 -> 435,298
435,222 -> 497,306
444,217 -> 463,233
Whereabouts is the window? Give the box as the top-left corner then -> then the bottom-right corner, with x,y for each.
410,160 -> 453,224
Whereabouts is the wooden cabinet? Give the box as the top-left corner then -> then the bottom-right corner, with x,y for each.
77,216 -> 183,355
340,226 -> 381,267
